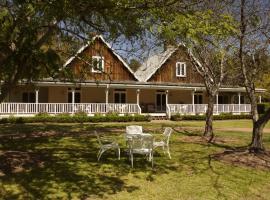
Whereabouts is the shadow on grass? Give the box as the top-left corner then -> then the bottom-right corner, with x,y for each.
0,123 -> 181,199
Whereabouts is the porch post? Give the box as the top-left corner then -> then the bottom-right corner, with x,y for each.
216,93 -> 219,114
165,90 -> 169,117
105,85 -> 109,113
35,89 -> 39,113
165,90 -> 169,105
192,90 -> 195,113
259,95 -> 262,103
238,92 -> 241,112
72,88 -> 75,114
136,89 -> 141,114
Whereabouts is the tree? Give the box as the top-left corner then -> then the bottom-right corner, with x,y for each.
187,44 -> 229,141
129,59 -> 141,72
236,0 -> 270,152
0,0 -> 160,102
155,3 -> 236,140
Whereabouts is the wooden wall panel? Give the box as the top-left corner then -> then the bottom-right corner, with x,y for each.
148,47 -> 204,84
68,39 -> 136,82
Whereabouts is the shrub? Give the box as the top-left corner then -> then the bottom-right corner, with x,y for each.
257,103 -> 270,114
74,111 -> 88,117
171,113 -> 252,121
35,112 -> 50,117
0,114 -> 150,124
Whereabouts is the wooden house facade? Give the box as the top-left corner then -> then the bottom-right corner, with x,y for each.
0,36 -> 265,117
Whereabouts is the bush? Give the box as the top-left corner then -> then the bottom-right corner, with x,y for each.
257,103 -> 270,114
0,114 -> 151,124
171,113 -> 252,121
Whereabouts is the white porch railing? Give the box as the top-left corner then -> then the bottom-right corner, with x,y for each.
167,104 -> 251,118
0,103 -> 141,115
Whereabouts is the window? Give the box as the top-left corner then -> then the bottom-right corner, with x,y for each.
194,94 -> 203,104
176,62 -> 186,77
114,89 -> 126,103
218,95 -> 229,104
22,92 -> 35,103
92,56 -> 104,73
68,88 -> 81,103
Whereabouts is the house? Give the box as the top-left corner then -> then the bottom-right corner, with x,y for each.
0,36 -> 265,117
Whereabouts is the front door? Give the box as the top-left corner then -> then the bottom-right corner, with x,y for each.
156,92 -> 166,112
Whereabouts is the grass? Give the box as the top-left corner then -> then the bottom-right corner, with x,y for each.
0,120 -> 270,199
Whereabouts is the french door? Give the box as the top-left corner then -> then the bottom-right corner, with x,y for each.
156,92 -> 166,112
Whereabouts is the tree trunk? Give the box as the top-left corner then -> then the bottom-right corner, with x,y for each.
249,108 -> 270,152
204,94 -> 214,142
250,121 -> 264,152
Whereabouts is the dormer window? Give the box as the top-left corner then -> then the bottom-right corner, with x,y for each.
176,62 -> 186,77
92,56 -> 104,73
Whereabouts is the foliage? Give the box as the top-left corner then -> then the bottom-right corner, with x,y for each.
171,114 -> 252,121
0,114 -> 150,124
257,103 -> 270,114
0,0 -> 155,101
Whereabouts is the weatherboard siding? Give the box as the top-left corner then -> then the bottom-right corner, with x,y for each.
69,39 -> 136,82
148,47 -> 204,84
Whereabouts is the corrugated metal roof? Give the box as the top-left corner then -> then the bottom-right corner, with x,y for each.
134,46 -> 179,82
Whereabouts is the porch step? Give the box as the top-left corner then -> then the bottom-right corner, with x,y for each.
142,113 -> 168,120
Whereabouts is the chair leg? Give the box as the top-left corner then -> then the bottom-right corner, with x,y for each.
97,149 -> 102,161
98,149 -> 105,161
167,146 -> 171,159
117,147 -> 121,160
131,153 -> 133,168
151,152 -> 154,168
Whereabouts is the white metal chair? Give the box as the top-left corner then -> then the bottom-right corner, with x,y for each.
153,127 -> 173,159
94,131 -> 120,161
127,134 -> 154,168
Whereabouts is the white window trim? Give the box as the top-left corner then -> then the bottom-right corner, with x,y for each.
176,62 -> 186,77
91,56 -> 104,73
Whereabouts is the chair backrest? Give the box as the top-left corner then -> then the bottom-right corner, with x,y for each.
163,127 -> 173,146
128,135 -> 153,151
94,131 -> 102,146
126,125 -> 143,135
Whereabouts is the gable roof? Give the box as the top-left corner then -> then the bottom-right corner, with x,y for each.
63,35 -> 137,80
134,45 -> 181,82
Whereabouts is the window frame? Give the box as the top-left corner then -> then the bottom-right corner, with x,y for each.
176,62 -> 187,77
91,56 -> 104,73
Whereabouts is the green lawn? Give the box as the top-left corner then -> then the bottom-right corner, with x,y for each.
0,120 -> 270,199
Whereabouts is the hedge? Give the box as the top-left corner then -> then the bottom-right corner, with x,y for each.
0,113 -> 151,124
171,113 -> 252,121
257,103 -> 270,114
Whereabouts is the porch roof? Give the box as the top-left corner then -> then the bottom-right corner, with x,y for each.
24,79 -> 266,93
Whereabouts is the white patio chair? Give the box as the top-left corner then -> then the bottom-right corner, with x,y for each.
94,131 -> 120,161
127,134 -> 154,168
153,127 -> 173,159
